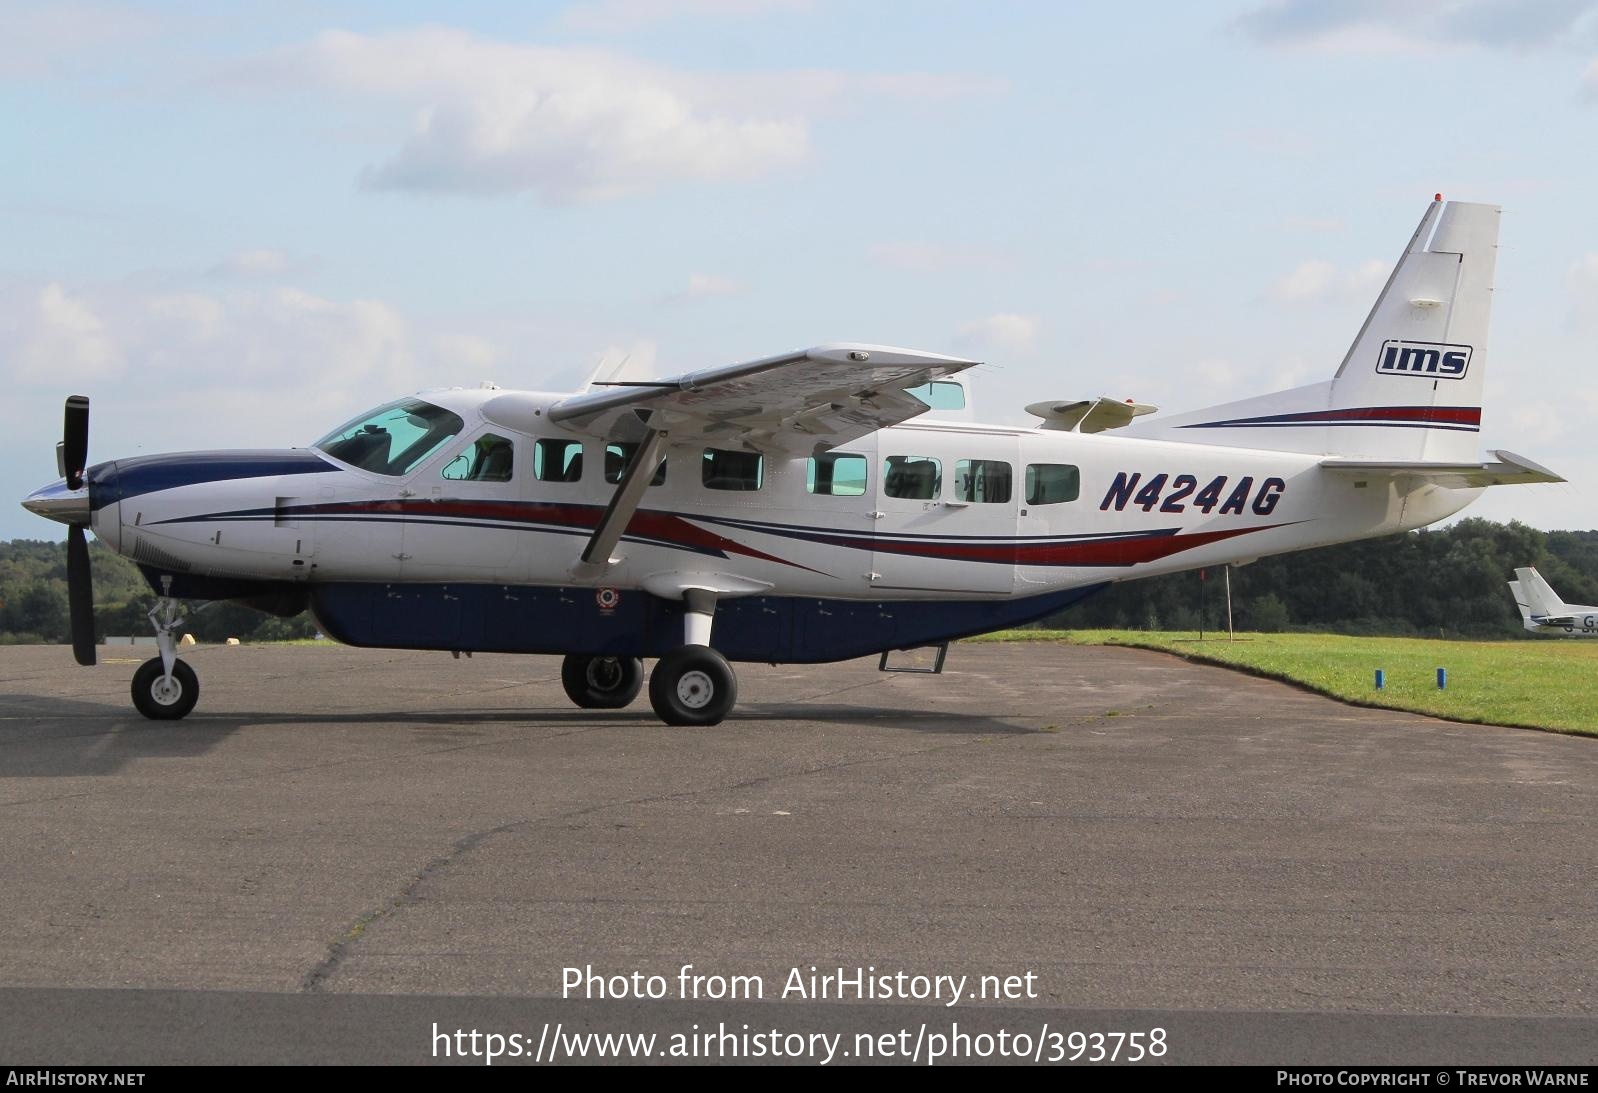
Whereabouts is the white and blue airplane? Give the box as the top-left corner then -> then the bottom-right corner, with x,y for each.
21,197 -> 1564,725
1509,567 -> 1598,636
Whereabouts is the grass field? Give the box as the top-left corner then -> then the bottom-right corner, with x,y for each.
973,629 -> 1598,736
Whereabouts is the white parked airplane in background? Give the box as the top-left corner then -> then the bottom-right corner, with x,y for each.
21,197 -> 1564,725
1509,567 -> 1598,636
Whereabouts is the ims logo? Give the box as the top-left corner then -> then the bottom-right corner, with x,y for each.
1375,339 -> 1472,379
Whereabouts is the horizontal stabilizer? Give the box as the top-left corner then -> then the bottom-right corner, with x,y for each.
1026,397 -> 1158,433
1320,449 -> 1564,489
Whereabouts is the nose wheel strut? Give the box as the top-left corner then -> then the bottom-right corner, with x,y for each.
132,582 -> 199,720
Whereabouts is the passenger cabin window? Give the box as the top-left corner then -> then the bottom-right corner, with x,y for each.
1026,463 -> 1081,505
806,453 -> 867,496
702,448 -> 763,491
904,381 -> 966,411
442,433 -> 515,482
535,439 -> 585,482
883,456 -> 941,500
955,459 -> 1012,504
314,398 -> 464,477
605,442 -> 667,486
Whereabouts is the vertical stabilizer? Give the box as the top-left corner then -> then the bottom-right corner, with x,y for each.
1326,199 -> 1498,462
1514,566 -> 1567,619
1127,198 -> 1500,461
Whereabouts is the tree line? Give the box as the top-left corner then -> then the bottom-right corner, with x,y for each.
0,539 -> 317,645
2,518 -> 1595,646
1049,518 -> 1598,638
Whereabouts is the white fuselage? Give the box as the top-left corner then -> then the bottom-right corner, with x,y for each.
92,386 -> 1477,607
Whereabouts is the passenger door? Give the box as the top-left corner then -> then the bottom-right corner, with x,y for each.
871,435 -> 1017,595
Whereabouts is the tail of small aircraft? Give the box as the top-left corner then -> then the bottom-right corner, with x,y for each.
1507,578 -> 1537,631
1129,197 -> 1499,463
1514,566 -> 1568,621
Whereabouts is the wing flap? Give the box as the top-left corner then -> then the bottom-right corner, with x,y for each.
1320,449 -> 1564,489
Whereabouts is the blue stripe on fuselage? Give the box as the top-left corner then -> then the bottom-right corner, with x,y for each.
89,449 -> 334,510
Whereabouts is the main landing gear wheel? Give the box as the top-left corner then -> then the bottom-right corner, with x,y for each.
648,645 -> 737,726
131,657 -> 199,720
561,654 -> 644,709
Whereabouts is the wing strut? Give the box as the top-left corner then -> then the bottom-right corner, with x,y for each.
577,428 -> 669,573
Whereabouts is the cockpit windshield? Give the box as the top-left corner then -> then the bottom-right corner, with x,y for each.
314,398 -> 465,477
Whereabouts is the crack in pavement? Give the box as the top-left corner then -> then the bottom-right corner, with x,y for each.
297,725 -> 1031,993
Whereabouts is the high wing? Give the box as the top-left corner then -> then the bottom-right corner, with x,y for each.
544,343 -> 979,455
481,343 -> 978,575
1319,450 -> 1564,489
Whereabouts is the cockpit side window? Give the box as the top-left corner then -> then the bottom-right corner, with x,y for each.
442,433 -> 515,483
314,399 -> 465,477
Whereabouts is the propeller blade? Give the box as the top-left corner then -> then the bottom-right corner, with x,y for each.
63,395 -> 89,491
67,524 -> 96,666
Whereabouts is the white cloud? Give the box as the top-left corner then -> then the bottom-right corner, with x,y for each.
1269,260 -> 1335,301
231,28 -> 995,204
13,283 -> 121,381
260,28 -> 810,204
560,0 -> 812,33
209,249 -> 295,278
954,313 -> 1040,353
433,332 -> 503,370
1269,258 -> 1387,302
0,1 -> 160,79
0,278 -> 422,409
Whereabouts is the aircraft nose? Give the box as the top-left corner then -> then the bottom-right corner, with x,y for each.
21,478 -> 90,526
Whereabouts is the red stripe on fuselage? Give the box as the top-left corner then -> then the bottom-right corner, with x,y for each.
290,498 -> 809,570
280,500 -> 1281,571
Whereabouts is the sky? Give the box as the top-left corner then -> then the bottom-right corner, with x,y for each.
4,0 -> 1598,540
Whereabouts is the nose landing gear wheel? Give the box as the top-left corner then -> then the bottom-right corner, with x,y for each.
561,654 -> 644,709
131,657 -> 199,720
648,645 -> 737,726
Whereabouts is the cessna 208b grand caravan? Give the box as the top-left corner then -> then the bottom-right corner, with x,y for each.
21,198 -> 1563,725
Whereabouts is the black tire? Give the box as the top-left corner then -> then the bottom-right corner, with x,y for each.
131,657 -> 199,720
561,654 -> 644,709
648,645 -> 737,726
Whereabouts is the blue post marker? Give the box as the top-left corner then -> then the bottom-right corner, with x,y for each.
1437,667 -> 1447,690
1375,669 -> 1385,690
